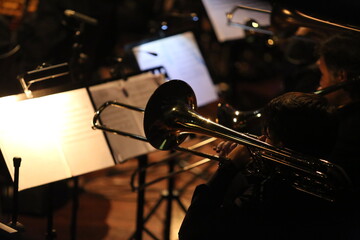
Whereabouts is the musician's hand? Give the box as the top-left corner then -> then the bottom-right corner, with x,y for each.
258,135 -> 267,142
214,141 -> 251,170
214,141 -> 237,157
227,144 -> 251,170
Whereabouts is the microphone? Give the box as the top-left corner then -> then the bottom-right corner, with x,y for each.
64,9 -> 98,26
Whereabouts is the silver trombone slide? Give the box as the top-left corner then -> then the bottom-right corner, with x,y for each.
130,137 -> 219,191
92,100 -> 228,191
92,100 -> 147,142
93,100 -> 228,163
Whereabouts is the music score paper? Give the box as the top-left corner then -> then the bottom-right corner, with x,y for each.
132,31 -> 218,107
89,72 -> 164,163
0,89 -> 114,191
0,72 -> 165,191
202,0 -> 271,42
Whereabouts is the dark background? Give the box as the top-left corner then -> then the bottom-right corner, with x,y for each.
1,1 -> 360,239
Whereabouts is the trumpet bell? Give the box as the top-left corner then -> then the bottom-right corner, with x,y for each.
144,80 -> 197,150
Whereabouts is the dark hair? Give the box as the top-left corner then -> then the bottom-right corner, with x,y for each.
262,92 -> 338,158
318,33 -> 360,99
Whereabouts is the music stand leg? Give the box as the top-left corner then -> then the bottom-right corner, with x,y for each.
1,157 -> 24,239
70,177 -> 79,240
140,155 -> 188,240
9,157 -> 24,232
130,153 -> 189,240
164,157 -> 176,240
45,183 -> 56,240
132,155 -> 148,240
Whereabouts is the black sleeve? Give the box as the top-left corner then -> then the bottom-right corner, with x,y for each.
178,161 -> 248,240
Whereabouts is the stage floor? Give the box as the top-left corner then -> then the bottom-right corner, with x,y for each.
6,137 -> 218,240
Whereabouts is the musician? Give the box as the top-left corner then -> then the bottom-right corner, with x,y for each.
317,33 -> 360,188
178,91 -> 359,240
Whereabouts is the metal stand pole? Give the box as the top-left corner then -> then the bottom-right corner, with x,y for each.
2,157 -> 24,239
9,157 -> 21,230
70,177 -> 79,240
131,155 -> 148,240
130,153 -> 187,240
45,183 -> 56,240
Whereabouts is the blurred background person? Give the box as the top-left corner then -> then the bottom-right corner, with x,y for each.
317,32 -> 360,190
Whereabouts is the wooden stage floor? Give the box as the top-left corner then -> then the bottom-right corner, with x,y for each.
2,137 -> 218,240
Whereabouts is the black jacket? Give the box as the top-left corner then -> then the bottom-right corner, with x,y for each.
179,161 -> 360,240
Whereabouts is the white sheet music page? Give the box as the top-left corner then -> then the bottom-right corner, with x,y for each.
89,72 -> 164,162
56,88 -> 115,176
0,88 -> 114,190
202,0 -> 271,42
132,31 -> 219,107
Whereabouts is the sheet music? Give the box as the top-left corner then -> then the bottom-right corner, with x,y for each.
89,72 -> 164,162
0,88 -> 114,190
56,89 -> 115,176
0,72 -> 166,190
132,31 -> 219,107
202,0 -> 271,42
125,73 -> 164,108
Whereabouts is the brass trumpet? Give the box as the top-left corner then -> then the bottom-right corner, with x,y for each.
142,80 -> 347,202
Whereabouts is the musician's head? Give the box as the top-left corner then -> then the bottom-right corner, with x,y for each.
262,92 -> 338,158
317,32 -> 360,105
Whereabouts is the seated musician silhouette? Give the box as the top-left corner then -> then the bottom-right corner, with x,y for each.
179,91 -> 358,240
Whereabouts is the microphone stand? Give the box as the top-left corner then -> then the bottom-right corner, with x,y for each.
65,10 -> 98,83
8,157 -> 24,237
69,21 -> 85,83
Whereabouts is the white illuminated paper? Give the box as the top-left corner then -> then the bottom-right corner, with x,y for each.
0,72 -> 164,191
132,31 -> 219,107
89,72 -> 164,162
0,88 -> 114,191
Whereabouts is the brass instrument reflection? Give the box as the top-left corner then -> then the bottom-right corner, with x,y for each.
142,80 -> 346,202
93,79 -> 348,202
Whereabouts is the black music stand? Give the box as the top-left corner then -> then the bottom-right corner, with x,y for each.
145,153 -> 187,240
0,157 -> 24,240
9,158 -> 23,231
133,155 -> 147,240
45,183 -> 57,240
129,151 -> 189,240
42,177 -> 78,240
89,66 -> 172,240
15,63 -> 84,240
0,86 -> 114,240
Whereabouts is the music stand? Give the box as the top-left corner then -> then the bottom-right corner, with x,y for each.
129,152 -> 188,240
0,75 -> 118,239
123,31 -> 219,240
0,157 -> 23,240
